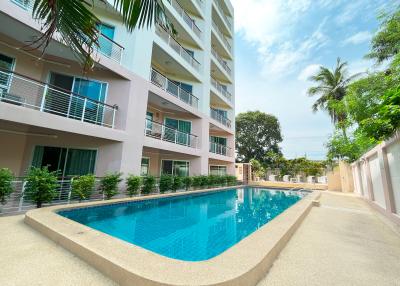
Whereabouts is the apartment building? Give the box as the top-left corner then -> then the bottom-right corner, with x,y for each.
0,0 -> 235,179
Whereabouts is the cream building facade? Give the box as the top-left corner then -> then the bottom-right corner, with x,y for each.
0,0 -> 235,178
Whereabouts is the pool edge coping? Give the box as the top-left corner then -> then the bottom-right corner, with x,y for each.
25,186 -> 321,286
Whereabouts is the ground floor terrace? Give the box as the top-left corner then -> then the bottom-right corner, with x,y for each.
1,191 -> 399,286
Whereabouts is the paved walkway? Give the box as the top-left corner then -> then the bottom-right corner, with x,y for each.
0,215 -> 116,286
0,192 -> 399,286
258,192 -> 400,286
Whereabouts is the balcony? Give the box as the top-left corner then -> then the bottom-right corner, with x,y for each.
214,0 -> 233,32
150,69 -> 199,109
211,76 -> 232,103
211,48 -> 232,76
10,0 -> 124,64
209,141 -> 233,157
167,0 -> 202,39
155,24 -> 200,72
145,118 -> 198,148
210,108 -> 231,128
212,20 -> 231,54
0,69 -> 117,128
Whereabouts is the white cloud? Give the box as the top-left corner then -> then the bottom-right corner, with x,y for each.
298,64 -> 321,81
232,0 -> 330,78
342,31 -> 373,46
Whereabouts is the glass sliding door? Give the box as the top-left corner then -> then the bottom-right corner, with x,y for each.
47,73 -> 74,116
141,158 -> 150,176
0,53 -> 17,104
210,165 -> 227,176
31,146 -> 96,177
73,78 -> 107,125
165,118 -> 192,146
210,136 -> 227,155
161,160 -> 189,177
97,23 -> 115,57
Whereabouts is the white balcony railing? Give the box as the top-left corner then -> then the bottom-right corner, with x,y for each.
151,69 -> 199,109
214,0 -> 232,31
10,0 -> 124,64
97,33 -> 124,63
209,141 -> 232,157
210,76 -> 232,102
155,24 -> 200,72
211,48 -> 231,76
210,108 -> 231,128
195,0 -> 203,9
168,0 -> 201,39
0,69 -> 117,128
145,118 -> 198,148
212,21 -> 231,52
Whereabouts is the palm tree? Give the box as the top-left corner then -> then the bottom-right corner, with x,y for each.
29,0 -> 171,69
307,58 -> 359,138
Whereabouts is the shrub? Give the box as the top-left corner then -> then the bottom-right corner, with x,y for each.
142,175 -> 156,194
126,175 -> 141,197
172,176 -> 183,192
159,175 -> 173,193
183,176 -> 193,191
199,175 -> 208,188
217,175 -> 227,186
192,176 -> 202,189
100,172 -> 122,200
24,167 -> 58,208
0,168 -> 14,204
71,174 -> 95,202
227,175 -> 237,186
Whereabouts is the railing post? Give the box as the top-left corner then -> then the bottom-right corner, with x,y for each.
67,178 -> 73,204
112,105 -> 117,128
175,129 -> 178,144
186,133 -> 189,147
18,181 -> 27,212
81,98 -> 87,122
40,84 -> 48,112
161,124 -> 165,141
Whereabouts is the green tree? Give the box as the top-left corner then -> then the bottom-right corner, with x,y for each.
0,168 -> 14,205
24,167 -> 58,208
307,58 -> 360,137
172,176 -> 183,192
31,0 -> 172,69
236,111 -> 283,165
126,175 -> 142,197
182,176 -> 193,191
71,174 -> 95,202
367,9 -> 400,63
249,159 -> 265,178
100,172 -> 122,200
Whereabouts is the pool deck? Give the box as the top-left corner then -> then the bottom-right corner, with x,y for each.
0,191 -> 399,285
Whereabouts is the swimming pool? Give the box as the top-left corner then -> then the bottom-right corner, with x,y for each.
59,187 -> 307,261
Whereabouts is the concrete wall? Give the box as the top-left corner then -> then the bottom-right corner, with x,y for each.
351,131 -> 400,225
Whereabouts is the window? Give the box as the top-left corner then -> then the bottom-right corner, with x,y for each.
0,53 -> 15,90
164,118 -> 192,146
141,157 -> 150,176
161,160 -> 189,177
210,165 -> 227,176
215,108 -> 228,118
31,146 -> 96,177
97,23 -> 116,57
210,136 -> 227,155
47,72 -> 107,124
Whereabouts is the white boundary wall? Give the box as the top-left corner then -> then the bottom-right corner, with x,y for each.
351,131 -> 400,225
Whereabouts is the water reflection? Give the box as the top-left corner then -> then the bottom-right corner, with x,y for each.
60,188 -> 305,261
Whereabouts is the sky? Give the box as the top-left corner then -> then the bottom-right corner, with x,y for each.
231,0 -> 397,160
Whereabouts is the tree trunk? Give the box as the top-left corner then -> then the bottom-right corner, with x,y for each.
36,201 -> 42,208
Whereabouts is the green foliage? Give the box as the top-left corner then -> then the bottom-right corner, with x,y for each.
24,167 -> 58,208
236,111 -> 283,165
367,9 -> 400,63
182,176 -> 193,190
250,159 -> 265,178
192,176 -> 202,189
142,175 -> 156,194
159,175 -> 173,193
227,175 -> 237,186
100,172 -> 122,200
171,176 -> 183,192
71,174 -> 95,202
0,168 -> 14,204
126,175 -> 141,197
199,175 -> 209,188
31,0 -> 172,70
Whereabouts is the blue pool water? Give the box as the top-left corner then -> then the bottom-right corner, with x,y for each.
59,187 -> 307,261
